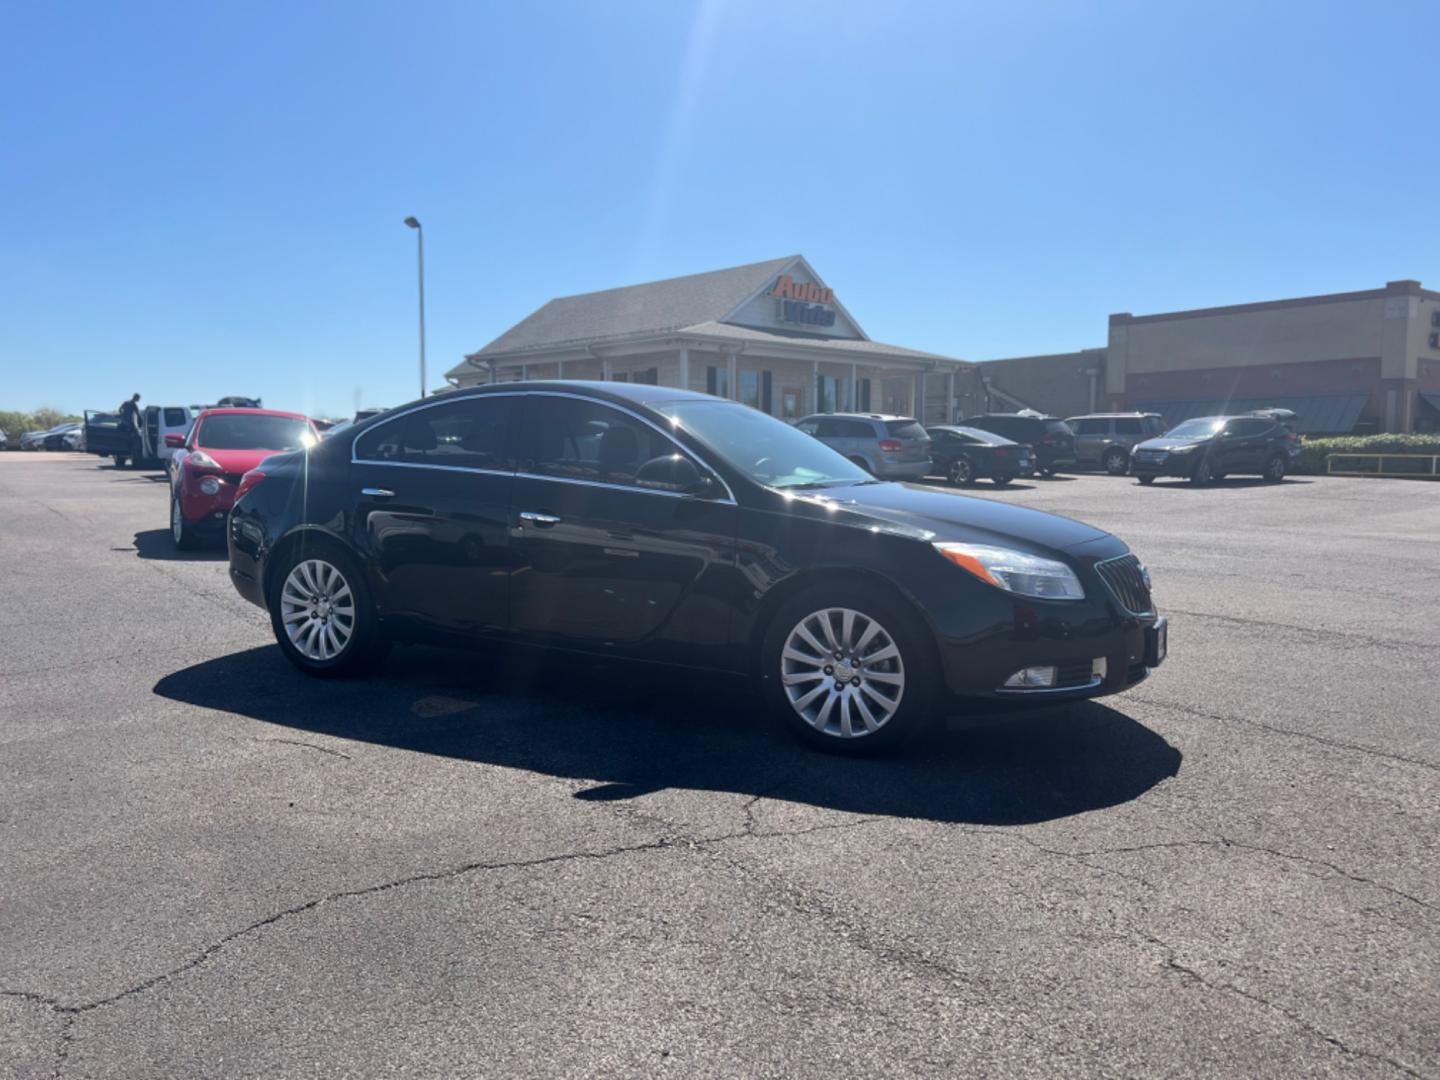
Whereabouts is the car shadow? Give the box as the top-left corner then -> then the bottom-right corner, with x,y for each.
1135,477 -> 1314,489
131,528 -> 227,561
153,644 -> 1182,826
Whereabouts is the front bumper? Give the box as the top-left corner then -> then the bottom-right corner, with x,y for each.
1130,452 -> 1198,479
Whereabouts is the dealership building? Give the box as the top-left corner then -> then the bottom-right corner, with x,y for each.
976,279 -> 1440,434
447,256 -> 974,423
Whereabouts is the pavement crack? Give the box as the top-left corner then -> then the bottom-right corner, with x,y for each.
1133,694 -> 1440,774
255,736 -> 353,760
1151,940 -> 1425,1078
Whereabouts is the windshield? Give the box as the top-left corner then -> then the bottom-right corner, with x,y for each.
654,400 -> 874,489
1165,418 -> 1225,438
197,414 -> 313,451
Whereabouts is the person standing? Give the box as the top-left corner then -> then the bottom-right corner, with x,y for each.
117,393 -> 143,462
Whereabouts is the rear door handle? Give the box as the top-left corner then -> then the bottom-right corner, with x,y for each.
519,511 -> 561,527
361,488 -> 395,498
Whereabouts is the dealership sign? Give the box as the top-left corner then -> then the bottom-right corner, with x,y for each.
769,274 -> 837,328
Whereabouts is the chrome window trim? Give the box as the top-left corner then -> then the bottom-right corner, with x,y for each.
350,391 -> 526,468
350,387 -> 737,504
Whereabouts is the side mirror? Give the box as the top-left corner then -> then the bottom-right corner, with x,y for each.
634,453 -> 714,496
164,433 -> 186,448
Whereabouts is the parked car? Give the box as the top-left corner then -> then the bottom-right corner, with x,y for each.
227,382 -> 1166,754
84,406 -> 192,468
794,413 -> 932,480
960,413 -> 1076,476
170,408 -> 318,549
0,428 -> 7,450
42,423 -> 83,451
925,425 -> 1034,486
1066,413 -> 1168,475
1130,415 -> 1296,485
19,428 -> 49,450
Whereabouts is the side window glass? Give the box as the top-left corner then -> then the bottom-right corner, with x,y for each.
795,420 -> 820,435
839,419 -> 873,438
1075,419 -> 1105,435
164,408 -> 189,427
355,397 -> 512,470
523,397 -> 687,489
1114,418 -> 1143,435
815,418 -> 845,437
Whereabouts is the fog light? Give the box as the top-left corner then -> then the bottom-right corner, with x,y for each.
1004,665 -> 1057,688
199,477 -> 221,495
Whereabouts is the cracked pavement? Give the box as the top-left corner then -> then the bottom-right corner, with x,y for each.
1,454 -> 1436,1077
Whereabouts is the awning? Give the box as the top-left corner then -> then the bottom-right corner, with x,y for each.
1132,394 -> 1370,435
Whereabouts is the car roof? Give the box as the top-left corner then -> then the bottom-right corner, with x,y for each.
965,412 -> 1061,421
800,412 -> 915,422
928,425 -> 1015,444
1066,412 -> 1162,420
195,407 -> 312,421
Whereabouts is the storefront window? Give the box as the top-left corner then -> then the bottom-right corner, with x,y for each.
740,370 -> 761,409
706,366 -> 730,398
815,375 -> 851,413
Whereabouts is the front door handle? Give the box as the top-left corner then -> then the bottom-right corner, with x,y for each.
519,510 -> 561,528
361,488 -> 395,498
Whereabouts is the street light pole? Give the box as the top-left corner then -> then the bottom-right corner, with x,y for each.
403,216 -> 426,398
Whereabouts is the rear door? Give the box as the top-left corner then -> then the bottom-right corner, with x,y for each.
508,393 -> 737,667
1072,418 -> 1108,463
350,394 -> 516,639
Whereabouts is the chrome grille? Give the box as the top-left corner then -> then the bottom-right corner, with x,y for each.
1095,554 -> 1153,615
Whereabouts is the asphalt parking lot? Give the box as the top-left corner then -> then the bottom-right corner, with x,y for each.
2,453 -> 1437,1079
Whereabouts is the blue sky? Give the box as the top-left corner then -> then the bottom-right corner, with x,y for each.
3,0 -> 1436,417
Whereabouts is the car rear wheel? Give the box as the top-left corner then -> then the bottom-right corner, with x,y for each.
269,545 -> 386,677
947,456 -> 976,486
759,582 -> 937,755
1103,448 -> 1129,476
1137,475 -> 1155,485
1264,454 -> 1287,482
171,491 -> 200,550
992,474 -> 1014,486
113,453 -> 128,468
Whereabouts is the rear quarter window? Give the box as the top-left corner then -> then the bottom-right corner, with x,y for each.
1045,420 -> 1075,437
164,408 -> 189,427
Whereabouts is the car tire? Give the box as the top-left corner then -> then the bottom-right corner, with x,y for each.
947,456 -> 976,486
1264,454 -> 1287,482
1037,466 -> 1054,478
1103,448 -> 1129,476
992,474 -> 1014,487
113,453 -> 128,468
758,580 -> 938,755
268,541 -> 387,678
171,491 -> 201,550
1190,458 -> 1213,485
1137,475 -> 1155,485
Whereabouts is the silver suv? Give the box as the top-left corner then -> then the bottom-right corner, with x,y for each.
795,413 -> 933,480
1066,412 -> 1168,475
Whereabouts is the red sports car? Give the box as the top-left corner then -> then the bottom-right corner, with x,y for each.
169,408 -> 318,549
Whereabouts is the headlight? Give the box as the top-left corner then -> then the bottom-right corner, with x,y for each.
933,542 -> 1085,600
199,477 -> 221,496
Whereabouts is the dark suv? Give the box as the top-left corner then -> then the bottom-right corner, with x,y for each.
960,413 -> 1076,476
1130,415 -> 1298,485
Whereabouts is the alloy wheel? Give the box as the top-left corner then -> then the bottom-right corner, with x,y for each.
280,559 -> 357,662
949,458 -> 973,484
780,607 -> 905,738
1267,456 -> 1286,480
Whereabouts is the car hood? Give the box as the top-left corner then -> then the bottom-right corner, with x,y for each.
1135,437 -> 1206,452
789,481 -> 1114,555
192,447 -> 292,473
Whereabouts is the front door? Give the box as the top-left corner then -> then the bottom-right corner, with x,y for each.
508,394 -> 737,667
781,388 -> 802,420
350,394 -> 517,639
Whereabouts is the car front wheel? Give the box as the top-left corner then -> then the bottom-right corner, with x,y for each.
269,544 -> 386,677
1190,458 -> 1214,485
1103,448 -> 1129,476
171,491 -> 200,550
947,456 -> 976,486
759,582 -> 937,754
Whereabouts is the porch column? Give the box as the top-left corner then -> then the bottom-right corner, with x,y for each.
811,358 -> 820,413
521,363 -> 528,381
556,358 -> 564,379
946,369 -> 955,423
850,362 -> 858,410
728,351 -> 738,400
913,371 -> 925,419
678,348 -> 689,392
602,356 -> 612,381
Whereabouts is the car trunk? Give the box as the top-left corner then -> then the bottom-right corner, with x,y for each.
883,419 -> 932,463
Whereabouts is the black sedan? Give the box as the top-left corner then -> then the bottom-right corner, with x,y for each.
925,425 -> 1034,486
1130,415 -> 1297,485
227,382 -> 1166,754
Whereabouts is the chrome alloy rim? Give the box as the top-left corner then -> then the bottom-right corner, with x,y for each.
171,496 -> 183,543
280,559 -> 356,662
950,459 -> 972,483
781,607 -> 905,738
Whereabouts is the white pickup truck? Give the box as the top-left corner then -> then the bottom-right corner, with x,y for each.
83,405 -> 193,468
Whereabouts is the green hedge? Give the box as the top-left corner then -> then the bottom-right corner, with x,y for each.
1296,434 -> 1440,474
